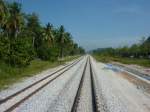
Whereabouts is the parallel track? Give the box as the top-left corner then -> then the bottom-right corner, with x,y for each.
71,57 -> 99,112
0,57 -> 83,112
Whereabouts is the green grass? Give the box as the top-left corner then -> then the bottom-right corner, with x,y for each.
93,55 -> 150,67
0,55 -> 80,90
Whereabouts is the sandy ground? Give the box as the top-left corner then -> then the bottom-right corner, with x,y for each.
112,61 -> 150,77
118,71 -> 150,94
92,57 -> 150,112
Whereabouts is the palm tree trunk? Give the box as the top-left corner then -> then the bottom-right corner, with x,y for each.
60,46 -> 63,58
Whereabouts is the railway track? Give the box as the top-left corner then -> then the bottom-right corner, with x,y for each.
89,57 -> 100,112
71,56 -> 99,112
0,56 -> 83,112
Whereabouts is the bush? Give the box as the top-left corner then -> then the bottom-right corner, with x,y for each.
0,37 -> 35,67
37,45 -> 59,61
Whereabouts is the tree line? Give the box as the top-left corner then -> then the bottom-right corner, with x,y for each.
0,0 -> 85,67
93,37 -> 150,59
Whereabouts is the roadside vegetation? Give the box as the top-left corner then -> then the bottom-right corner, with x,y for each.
0,55 -> 79,90
92,37 -> 150,67
0,0 -> 85,90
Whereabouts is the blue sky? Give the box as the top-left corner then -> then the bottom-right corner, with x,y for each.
9,0 -> 150,51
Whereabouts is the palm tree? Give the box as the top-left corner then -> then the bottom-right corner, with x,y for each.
3,2 -> 24,66
5,2 -> 24,39
43,23 -> 54,47
57,25 -> 66,58
26,13 -> 41,48
64,32 -> 74,55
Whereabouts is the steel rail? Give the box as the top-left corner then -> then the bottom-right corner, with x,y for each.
0,57 -> 84,112
89,57 -> 100,112
71,57 -> 88,112
71,56 -> 100,112
0,57 -> 83,105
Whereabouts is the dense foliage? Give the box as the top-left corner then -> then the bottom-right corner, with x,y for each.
93,37 -> 150,59
0,0 -> 85,67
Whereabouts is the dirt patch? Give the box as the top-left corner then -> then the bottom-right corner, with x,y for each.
118,71 -> 150,94
112,61 -> 150,77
